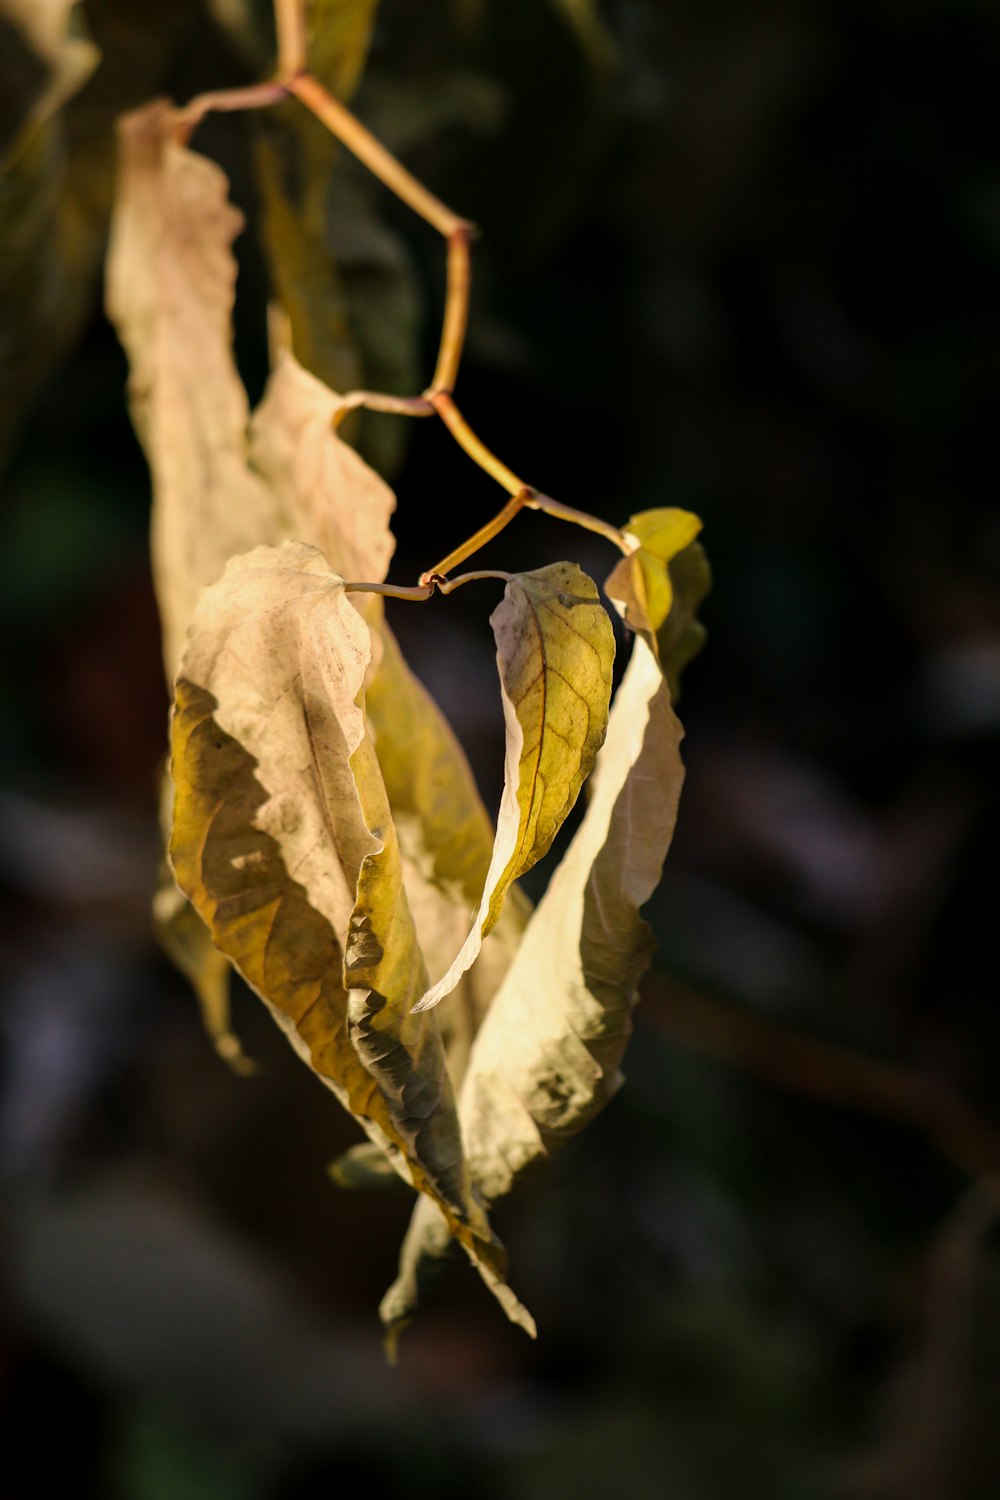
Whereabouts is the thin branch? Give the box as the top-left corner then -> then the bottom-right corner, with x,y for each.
429,392 -> 527,495
646,978 -> 1000,1182
438,569 -> 513,594
334,392 -> 434,424
343,580 -> 435,602
173,81 -> 288,138
420,489 -> 533,584
288,73 -> 470,238
430,225 -> 473,394
175,0 -> 630,587
273,0 -> 307,77
530,493 -> 631,554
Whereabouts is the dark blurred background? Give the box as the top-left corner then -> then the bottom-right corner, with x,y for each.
2,1 -> 1000,1496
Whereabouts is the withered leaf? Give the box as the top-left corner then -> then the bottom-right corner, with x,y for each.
107,102 -> 406,679
170,540 -> 533,1337
413,562 -> 614,1013
106,101 -> 279,679
249,334 -> 396,589
382,633 -> 685,1340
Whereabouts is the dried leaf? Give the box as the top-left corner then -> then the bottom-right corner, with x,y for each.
106,101 -> 279,679
382,633 -> 685,1340
414,562 -> 615,1013
170,540 -> 533,1337
249,335 -> 396,588
107,101 -> 406,679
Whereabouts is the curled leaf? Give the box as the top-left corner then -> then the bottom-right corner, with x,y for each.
383,633 -> 685,1339
106,101 -> 279,679
249,336 -> 396,589
653,538 -> 712,700
413,561 -> 615,1013
170,540 -> 532,1336
604,507 -> 702,638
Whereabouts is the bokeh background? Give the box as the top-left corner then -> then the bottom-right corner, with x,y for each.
2,1 -> 1000,1496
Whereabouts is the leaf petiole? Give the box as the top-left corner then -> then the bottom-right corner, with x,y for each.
420,490 -> 534,584
529,494 -> 632,554
344,581 -> 435,602
436,569 -> 513,593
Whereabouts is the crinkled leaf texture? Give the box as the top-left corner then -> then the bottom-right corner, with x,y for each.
381,632 -> 686,1348
169,540 -> 533,1337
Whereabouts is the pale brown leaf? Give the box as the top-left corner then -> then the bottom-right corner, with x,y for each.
106,101 -> 279,679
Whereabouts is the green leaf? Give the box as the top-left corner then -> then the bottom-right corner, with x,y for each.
170,540 -> 533,1339
413,561 -> 615,1013
382,633 -> 685,1341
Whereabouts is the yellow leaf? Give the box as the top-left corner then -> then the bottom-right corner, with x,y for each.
170,540 -> 533,1338
413,562 -> 615,1013
152,768 -> 253,1075
383,634 -> 685,1339
604,508 -> 703,643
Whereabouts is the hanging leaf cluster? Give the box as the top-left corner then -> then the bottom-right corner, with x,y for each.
105,56 -> 707,1349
